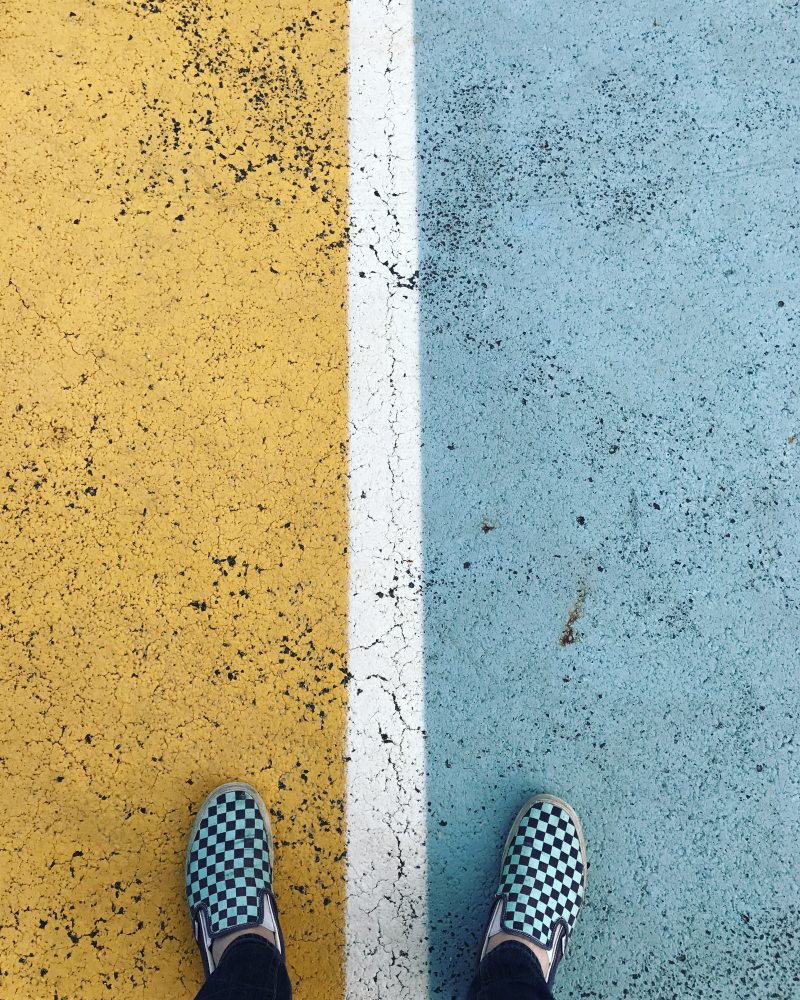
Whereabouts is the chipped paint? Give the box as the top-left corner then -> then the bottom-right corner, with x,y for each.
0,1 -> 348,996
416,1 -> 800,997
5,2 -> 800,999
346,0 -> 428,994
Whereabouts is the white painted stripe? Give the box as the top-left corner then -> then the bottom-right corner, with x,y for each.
346,0 -> 428,996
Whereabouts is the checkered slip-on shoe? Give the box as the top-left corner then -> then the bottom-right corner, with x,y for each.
479,794 -> 588,988
185,781 -> 285,978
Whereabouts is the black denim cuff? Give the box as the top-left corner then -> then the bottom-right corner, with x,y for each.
470,940 -> 554,1000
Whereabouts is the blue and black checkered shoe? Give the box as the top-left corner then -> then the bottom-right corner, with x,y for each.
185,781 -> 285,977
479,794 -> 588,987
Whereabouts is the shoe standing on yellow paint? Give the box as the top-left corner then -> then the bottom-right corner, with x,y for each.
186,782 -> 292,1000
468,794 -> 589,1000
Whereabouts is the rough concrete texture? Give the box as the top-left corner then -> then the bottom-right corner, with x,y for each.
0,2 -> 348,997
416,2 -> 799,998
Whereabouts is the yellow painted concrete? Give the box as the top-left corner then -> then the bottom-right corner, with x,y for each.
0,1 -> 348,996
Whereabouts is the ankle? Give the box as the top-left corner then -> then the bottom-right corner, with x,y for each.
486,931 -> 550,979
211,926 -> 277,965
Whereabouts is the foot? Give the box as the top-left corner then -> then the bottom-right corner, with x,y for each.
486,931 -> 554,979
479,794 -> 588,988
210,926 -> 277,966
185,781 -> 285,978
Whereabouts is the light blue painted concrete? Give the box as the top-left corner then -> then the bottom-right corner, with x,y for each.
415,3 -> 800,997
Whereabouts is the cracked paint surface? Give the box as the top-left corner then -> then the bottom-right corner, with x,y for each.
416,2 -> 800,998
346,1 -> 428,995
0,1 -> 348,997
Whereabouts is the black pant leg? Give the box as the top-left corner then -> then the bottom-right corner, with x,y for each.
194,935 -> 292,1000
466,941 -> 554,1000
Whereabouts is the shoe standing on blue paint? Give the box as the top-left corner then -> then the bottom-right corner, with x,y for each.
469,794 -> 588,1000
186,781 -> 293,1000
